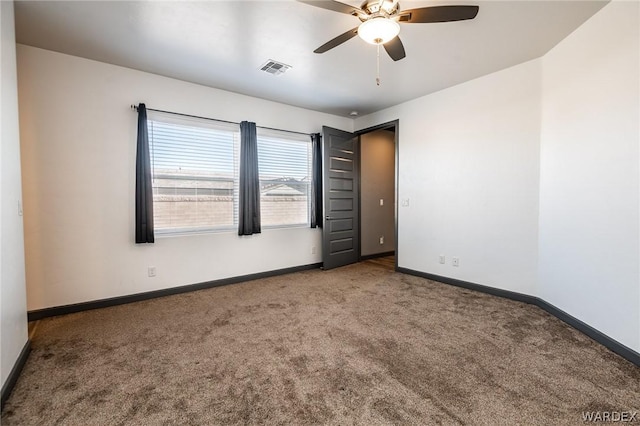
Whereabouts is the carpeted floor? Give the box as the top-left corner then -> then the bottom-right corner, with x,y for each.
2,259 -> 639,425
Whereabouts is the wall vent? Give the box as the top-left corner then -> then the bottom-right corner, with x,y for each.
260,60 -> 292,76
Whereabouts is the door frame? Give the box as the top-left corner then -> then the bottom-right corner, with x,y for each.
355,120 -> 399,271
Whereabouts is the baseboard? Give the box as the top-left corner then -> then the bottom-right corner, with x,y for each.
360,251 -> 395,261
398,267 -> 640,367
536,299 -> 640,366
28,263 -> 322,321
1,339 -> 31,410
397,267 -> 538,304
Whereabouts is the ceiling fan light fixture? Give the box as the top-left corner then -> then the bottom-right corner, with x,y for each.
357,17 -> 400,45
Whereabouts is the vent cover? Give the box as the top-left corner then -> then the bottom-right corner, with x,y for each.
260,60 -> 292,76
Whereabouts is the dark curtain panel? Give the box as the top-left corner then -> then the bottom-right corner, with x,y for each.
310,133 -> 323,228
135,103 -> 155,243
238,121 -> 261,236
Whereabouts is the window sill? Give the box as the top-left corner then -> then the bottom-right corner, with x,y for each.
154,227 -> 236,238
262,223 -> 310,231
154,223 -> 313,238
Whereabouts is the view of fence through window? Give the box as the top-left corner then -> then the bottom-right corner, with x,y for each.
148,113 -> 311,233
257,129 -> 311,227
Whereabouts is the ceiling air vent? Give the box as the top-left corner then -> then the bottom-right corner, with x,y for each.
260,60 -> 292,76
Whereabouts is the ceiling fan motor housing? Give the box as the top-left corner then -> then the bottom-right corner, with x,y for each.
359,0 -> 400,20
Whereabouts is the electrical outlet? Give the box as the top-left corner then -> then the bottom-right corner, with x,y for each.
380,199 -> 384,206
379,236 -> 384,245
452,257 -> 460,267
311,246 -> 317,254
439,255 -> 445,264
148,266 -> 156,277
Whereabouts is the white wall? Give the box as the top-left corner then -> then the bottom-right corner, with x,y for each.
356,60 -> 542,296
17,45 -> 352,311
539,1 -> 639,351
1,0 -> 29,388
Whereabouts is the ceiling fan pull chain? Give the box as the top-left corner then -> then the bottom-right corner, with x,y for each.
376,43 -> 381,86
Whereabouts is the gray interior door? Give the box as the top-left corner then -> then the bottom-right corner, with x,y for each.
322,126 -> 359,270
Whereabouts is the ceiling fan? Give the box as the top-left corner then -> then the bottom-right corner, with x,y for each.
299,0 -> 479,61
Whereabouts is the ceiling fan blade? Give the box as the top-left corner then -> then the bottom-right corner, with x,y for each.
298,0 -> 362,16
314,27 -> 359,53
398,6 -> 479,23
383,36 -> 406,61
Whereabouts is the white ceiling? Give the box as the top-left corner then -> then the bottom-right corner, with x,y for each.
15,0 -> 607,117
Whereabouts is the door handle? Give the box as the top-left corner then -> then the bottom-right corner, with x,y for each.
325,216 -> 333,220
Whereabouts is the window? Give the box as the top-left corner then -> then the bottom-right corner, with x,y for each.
148,112 -> 240,233
147,111 -> 311,233
257,128 -> 312,227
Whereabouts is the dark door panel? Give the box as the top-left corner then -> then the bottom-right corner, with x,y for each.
322,126 -> 359,270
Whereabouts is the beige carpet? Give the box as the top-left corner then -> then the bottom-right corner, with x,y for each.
2,260 -> 639,425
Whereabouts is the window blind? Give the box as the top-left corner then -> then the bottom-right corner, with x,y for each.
147,111 -> 240,233
257,128 -> 312,227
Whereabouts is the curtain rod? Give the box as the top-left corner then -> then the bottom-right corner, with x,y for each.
130,104 -> 312,137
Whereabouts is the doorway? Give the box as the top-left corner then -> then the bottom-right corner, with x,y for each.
359,127 -> 396,263
321,121 -> 398,270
